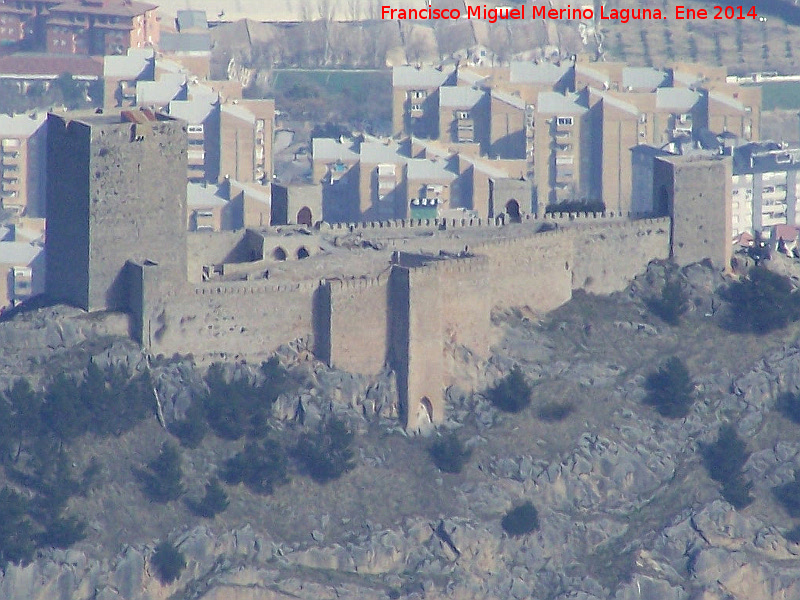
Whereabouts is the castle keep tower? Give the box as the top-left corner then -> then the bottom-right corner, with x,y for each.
45,110 -> 187,311
653,154 -> 733,270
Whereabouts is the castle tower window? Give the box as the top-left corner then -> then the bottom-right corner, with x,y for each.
272,247 -> 287,261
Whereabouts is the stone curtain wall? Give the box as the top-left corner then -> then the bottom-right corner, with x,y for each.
140,216 -> 673,427
327,274 -> 391,375
147,280 -> 317,362
571,218 -> 671,293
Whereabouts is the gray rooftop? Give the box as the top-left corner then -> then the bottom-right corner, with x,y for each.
221,103 -> 255,124
392,65 -> 454,88
406,158 -> 456,181
159,32 -> 212,54
187,183 -> 227,207
0,113 -> 46,137
312,138 -> 359,162
136,73 -> 187,106
708,90 -> 745,111
656,88 -> 701,111
509,61 -> 571,84
439,86 -> 485,108
0,242 -> 42,266
169,98 -> 216,124
176,9 -> 207,31
537,91 -> 588,115
622,67 -> 668,91
490,89 -> 525,110
103,48 -> 154,79
589,87 -> 639,116
360,141 -> 405,164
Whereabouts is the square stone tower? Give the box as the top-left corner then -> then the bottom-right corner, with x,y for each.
46,110 -> 188,311
653,154 -> 732,270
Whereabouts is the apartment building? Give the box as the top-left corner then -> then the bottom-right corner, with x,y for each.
532,91 -> 590,212
0,113 -> 47,217
395,59 -> 762,216
219,99 -> 275,185
102,46 -> 153,107
0,0 -> 158,55
166,92 -> 275,186
731,142 -> 800,238
392,65 -> 455,138
438,86 -> 488,152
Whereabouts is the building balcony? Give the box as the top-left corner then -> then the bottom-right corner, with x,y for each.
1,152 -> 20,165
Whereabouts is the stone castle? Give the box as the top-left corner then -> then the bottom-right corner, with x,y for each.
45,109 -> 733,430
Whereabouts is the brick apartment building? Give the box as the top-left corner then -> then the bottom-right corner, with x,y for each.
392,60 -> 762,216
0,0 -> 159,55
0,113 -> 47,217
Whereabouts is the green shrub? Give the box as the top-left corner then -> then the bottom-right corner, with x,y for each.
223,439 -> 290,495
171,402 -> 207,449
202,359 -> 290,440
429,432 -> 472,474
138,442 -> 184,503
773,470 -> 800,517
37,515 -> 87,549
776,391 -> 800,424
720,475 -> 754,510
501,501 -> 539,536
721,266 -> 800,334
487,367 -> 532,413
187,478 -> 229,518
536,401 -> 575,422
0,487 -> 36,568
702,425 -> 753,509
646,278 -> 688,325
701,425 -> 751,483
151,540 -> 186,585
295,416 -> 356,484
784,525 -> 800,543
644,357 -> 694,418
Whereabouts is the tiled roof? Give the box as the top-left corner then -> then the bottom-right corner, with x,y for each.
103,47 -> 154,78
176,9 -> 207,31
406,158 -> 455,181
622,67 -> 668,91
655,88 -> 700,110
0,113 -> 46,137
168,98 -> 216,124
0,53 -> 103,78
312,138 -> 358,162
159,32 -> 211,53
537,91 -> 587,115
439,86 -> 485,108
510,61 -> 571,84
187,183 -> 227,207
48,0 -> 156,17
0,242 -> 42,267
393,65 -> 454,88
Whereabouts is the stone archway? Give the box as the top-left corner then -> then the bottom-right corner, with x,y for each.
297,206 -> 313,226
297,246 -> 310,259
505,199 -> 521,223
272,247 -> 287,261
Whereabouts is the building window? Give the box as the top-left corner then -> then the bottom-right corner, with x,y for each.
457,111 -> 469,120
556,116 -> 573,126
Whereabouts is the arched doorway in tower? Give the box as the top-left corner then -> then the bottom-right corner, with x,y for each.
297,206 -> 313,226
419,396 -> 434,424
272,247 -> 287,261
505,199 -> 521,223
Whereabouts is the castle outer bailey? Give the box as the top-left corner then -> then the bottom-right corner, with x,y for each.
44,109 -> 733,431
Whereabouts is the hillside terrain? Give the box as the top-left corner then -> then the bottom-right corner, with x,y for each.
2,259 -> 800,598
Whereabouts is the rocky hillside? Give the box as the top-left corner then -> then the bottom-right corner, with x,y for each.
2,260 -> 800,600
